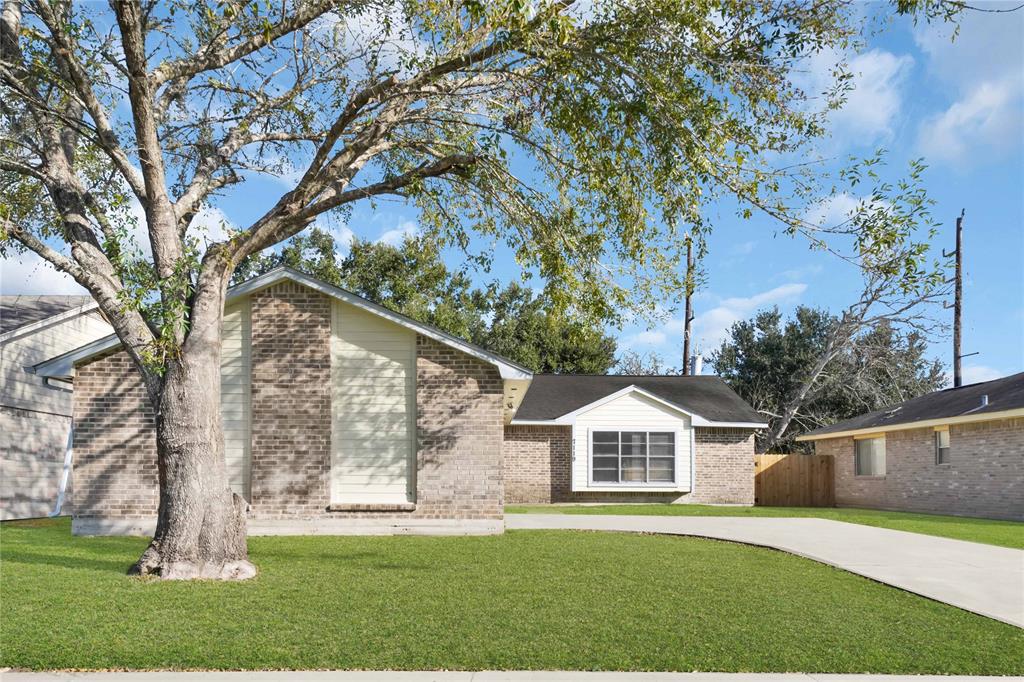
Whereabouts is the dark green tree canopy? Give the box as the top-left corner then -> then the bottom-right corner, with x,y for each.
712,306 -> 946,452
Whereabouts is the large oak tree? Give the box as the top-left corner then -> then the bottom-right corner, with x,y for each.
1,0 -> 950,579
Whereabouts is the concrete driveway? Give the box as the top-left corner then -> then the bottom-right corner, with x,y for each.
506,514 -> 1024,628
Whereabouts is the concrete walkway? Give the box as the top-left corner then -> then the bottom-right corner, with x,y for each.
2,673 -> 1020,682
506,514 -> 1024,628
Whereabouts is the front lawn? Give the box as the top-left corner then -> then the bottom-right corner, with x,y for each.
1,518 -> 1022,673
506,504 -> 1024,549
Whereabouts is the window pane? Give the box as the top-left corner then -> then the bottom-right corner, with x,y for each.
593,468 -> 618,482
593,431 -> 618,444
856,438 -> 885,476
620,431 -> 647,453
593,455 -> 619,470
649,432 -> 674,446
592,442 -> 618,456
936,431 -> 950,464
621,456 -> 646,482
649,457 -> 675,482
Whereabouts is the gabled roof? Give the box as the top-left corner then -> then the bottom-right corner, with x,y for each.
510,374 -> 767,427
0,295 -> 95,336
797,372 -> 1024,441
32,267 -> 533,381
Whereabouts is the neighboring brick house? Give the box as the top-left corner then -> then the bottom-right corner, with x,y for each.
32,267 -> 766,536
798,373 -> 1024,521
503,375 -> 765,505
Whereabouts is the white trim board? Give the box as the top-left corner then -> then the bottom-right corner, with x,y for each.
509,384 -> 768,430
32,267 -> 533,381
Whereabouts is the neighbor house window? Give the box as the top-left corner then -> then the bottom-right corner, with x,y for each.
854,436 -> 886,476
935,429 -> 951,464
592,431 -> 675,484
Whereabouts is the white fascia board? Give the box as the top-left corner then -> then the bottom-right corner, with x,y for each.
510,385 -> 768,428
31,333 -> 120,380
34,267 -> 534,381
0,301 -> 100,345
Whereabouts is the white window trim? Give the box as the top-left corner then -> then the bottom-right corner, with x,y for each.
587,426 -> 683,488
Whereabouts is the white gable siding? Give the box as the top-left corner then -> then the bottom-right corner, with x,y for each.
571,391 -> 692,492
220,300 -> 252,498
330,300 -> 416,504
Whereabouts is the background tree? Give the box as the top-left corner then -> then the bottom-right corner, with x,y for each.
712,306 -> 946,452
1,0 -> 954,579
238,228 -> 617,372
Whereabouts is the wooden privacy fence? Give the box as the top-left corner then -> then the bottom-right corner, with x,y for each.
754,454 -> 835,507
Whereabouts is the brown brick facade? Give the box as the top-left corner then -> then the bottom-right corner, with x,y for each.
818,417 -> 1024,520
72,350 -> 158,520
691,428 -> 755,504
502,425 -> 572,503
249,281 -> 332,518
412,336 -> 504,520
69,281 -> 505,533
501,424 -> 755,505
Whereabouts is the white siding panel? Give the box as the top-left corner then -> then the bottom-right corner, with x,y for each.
330,301 -> 415,505
571,391 -> 691,492
220,300 -> 252,498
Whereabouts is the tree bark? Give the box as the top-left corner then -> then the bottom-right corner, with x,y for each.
129,286 -> 254,580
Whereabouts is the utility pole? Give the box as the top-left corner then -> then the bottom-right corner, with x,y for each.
681,233 -> 695,375
944,210 -> 965,387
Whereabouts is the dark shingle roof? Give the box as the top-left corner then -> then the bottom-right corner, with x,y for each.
0,295 -> 94,334
513,374 -> 764,423
802,372 -> 1024,438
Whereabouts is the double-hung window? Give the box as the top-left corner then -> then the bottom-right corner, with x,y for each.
591,430 -> 675,484
854,436 -> 886,477
935,429 -> 951,464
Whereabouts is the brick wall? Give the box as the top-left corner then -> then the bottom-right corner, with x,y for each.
69,280 -> 507,532
502,425 -> 571,503
501,424 -> 755,505
412,336 -> 504,520
248,281 -> 332,518
692,427 -> 755,504
821,417 -> 1024,520
72,350 -> 158,520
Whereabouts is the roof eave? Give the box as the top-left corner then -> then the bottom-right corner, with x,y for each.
796,407 -> 1024,441
510,384 -> 767,428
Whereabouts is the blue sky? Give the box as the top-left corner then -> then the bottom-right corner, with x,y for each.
3,3 -> 1022,383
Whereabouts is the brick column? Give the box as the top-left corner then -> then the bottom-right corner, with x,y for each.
249,281 -> 332,518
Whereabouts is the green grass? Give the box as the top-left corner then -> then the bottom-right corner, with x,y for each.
506,504 -> 1024,550
1,518 -> 1022,673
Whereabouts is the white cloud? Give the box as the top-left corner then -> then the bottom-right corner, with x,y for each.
732,240 -> 757,255
619,282 -> 808,355
913,5 -> 1024,165
802,47 -> 914,143
692,283 -> 808,350
959,364 -> 1005,386
376,219 -> 418,246
1,251 -> 85,295
190,206 -> 237,246
624,330 -> 667,347
804,192 -> 861,228
916,78 -> 1023,164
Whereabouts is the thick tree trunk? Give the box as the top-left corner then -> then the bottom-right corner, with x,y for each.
129,292 -> 255,580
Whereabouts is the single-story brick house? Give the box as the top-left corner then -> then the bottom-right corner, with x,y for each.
797,372 -> 1024,520
33,267 -> 766,536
